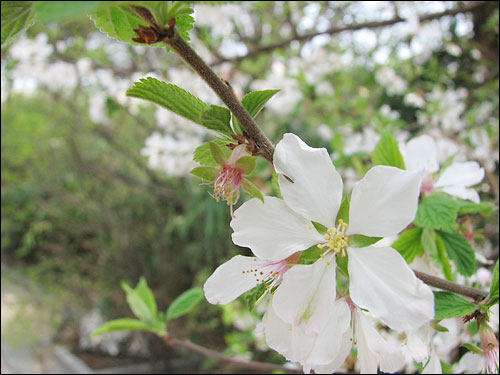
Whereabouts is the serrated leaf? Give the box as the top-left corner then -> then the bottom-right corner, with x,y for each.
166,287 -> 204,321
421,228 -> 437,254
336,195 -> 350,225
139,1 -> 194,40
241,179 -> 263,202
414,194 -> 460,232
200,105 -> 232,134
348,235 -> 382,248
35,1 -> 101,24
372,131 -> 405,169
91,318 -> 161,337
457,200 -> 493,217
193,139 -> 232,167
1,1 -> 34,49
121,280 -> 154,323
435,233 -> 454,281
235,156 -> 256,175
232,89 -> 280,134
127,78 -> 208,124
437,230 -> 476,277
392,227 -> 424,263
434,291 -> 477,320
190,166 -> 219,181
489,260 -> 499,301
208,141 -> 228,165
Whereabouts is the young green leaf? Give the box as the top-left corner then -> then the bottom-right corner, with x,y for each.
91,318 -> 160,337
244,283 -> 266,312
193,139 -> 232,167
435,233 -> 454,281
437,230 -> 476,277
190,166 -> 219,181
433,291 -> 477,320
271,173 -> 283,199
200,105 -> 232,134
166,287 -> 204,321
421,228 -> 437,254
135,277 -> 157,318
232,89 -> 280,134
461,343 -> 483,355
121,280 -> 155,323
392,227 -> 424,263
235,156 -> 256,175
489,260 -> 499,302
414,194 -> 460,232
241,179 -> 264,202
208,141 -> 228,165
34,1 -> 101,24
1,1 -> 35,49
127,78 -> 208,124
457,200 -> 493,217
371,131 -> 406,169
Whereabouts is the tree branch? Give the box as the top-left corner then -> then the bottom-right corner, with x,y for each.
163,335 -> 300,373
161,29 -> 275,164
211,1 -> 488,66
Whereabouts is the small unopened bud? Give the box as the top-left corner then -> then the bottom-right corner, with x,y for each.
479,323 -> 499,374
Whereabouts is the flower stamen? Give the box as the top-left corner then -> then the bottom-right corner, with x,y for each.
317,219 -> 349,258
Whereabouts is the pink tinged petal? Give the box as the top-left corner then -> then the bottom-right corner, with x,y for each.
347,166 -> 424,237
231,196 -> 324,261
203,255 -> 267,305
348,246 -> 435,332
272,256 -> 336,332
402,135 -> 439,173
354,308 -> 406,374
439,185 -> 481,203
274,133 -> 342,228
435,161 -> 485,188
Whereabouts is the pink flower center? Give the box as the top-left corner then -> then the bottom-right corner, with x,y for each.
213,165 -> 243,206
421,175 -> 435,194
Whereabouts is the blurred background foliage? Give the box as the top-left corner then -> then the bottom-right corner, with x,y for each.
1,0 -> 499,372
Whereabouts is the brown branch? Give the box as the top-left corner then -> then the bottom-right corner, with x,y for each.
211,1 -> 488,66
161,28 -> 275,164
413,270 -> 489,301
163,335 -> 300,373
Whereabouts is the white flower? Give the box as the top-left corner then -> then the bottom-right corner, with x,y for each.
400,134 -> 485,203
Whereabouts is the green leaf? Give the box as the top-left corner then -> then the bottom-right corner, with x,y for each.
233,89 -> 280,134
434,291 -> 477,320
271,173 -> 283,199
244,283 -> 266,312
135,277 -> 157,318
371,131 -> 405,169
241,179 -> 264,202
392,227 -> 424,263
461,343 -> 483,355
121,280 -> 154,323
200,105 -> 232,134
91,318 -> 161,337
34,1 -> 101,24
432,322 -> 449,333
414,194 -> 460,232
235,156 -> 256,175
90,5 -> 163,47
348,235 -> 382,248
127,78 -> 208,124
489,260 -> 499,302
208,141 -> 228,165
138,1 -> 194,40
437,230 -> 476,277
421,228 -> 437,254
193,139 -> 232,167
166,287 -> 204,321
1,1 -> 35,49
336,195 -> 350,225
435,233 -> 454,281
190,166 -> 219,181
457,200 -> 493,217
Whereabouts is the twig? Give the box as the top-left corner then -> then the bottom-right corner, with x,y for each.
163,335 -> 301,373
211,1 -> 488,66
161,28 -> 275,164
413,270 -> 489,302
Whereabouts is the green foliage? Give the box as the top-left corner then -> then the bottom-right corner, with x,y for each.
435,233 -> 454,281
457,200 -> 494,217
193,138 -> 232,167
241,179 -> 264,202
200,105 -> 233,135
243,283 -> 266,312
1,1 -> 34,49
121,277 -> 158,323
488,260 -> 499,303
414,194 -> 460,232
190,166 -> 219,181
232,89 -> 280,135
208,141 -> 228,165
348,235 -> 382,248
336,195 -> 350,225
235,156 -> 256,175
127,78 -> 208,124
34,1 -> 101,24
371,131 -> 405,169
91,318 -> 157,336
461,343 -> 483,355
166,286 -> 204,321
433,291 -> 477,320
437,230 -> 476,277
271,173 -> 283,199
392,227 -> 424,263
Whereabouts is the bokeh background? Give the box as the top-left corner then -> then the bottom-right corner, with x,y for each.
1,1 -> 498,373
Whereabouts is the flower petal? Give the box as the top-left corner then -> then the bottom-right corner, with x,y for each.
439,185 -> 480,203
272,256 -> 336,332
435,161 -> 484,188
348,246 -> 434,331
401,135 -> 439,173
347,166 -> 423,237
274,133 -> 342,228
311,328 -> 353,374
354,308 -> 406,374
231,196 -> 324,261
423,346 -> 442,374
203,255 -> 266,305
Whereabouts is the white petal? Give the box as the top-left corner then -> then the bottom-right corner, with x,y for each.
439,185 -> 480,203
348,246 -> 435,331
273,256 -> 336,332
231,196 -> 324,261
274,133 -> 342,228
405,325 -> 432,364
354,308 -> 406,374
347,166 -> 424,237
311,328 -> 353,374
435,161 -> 484,188
203,255 -> 267,305
401,135 -> 439,173
422,346 -> 442,374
